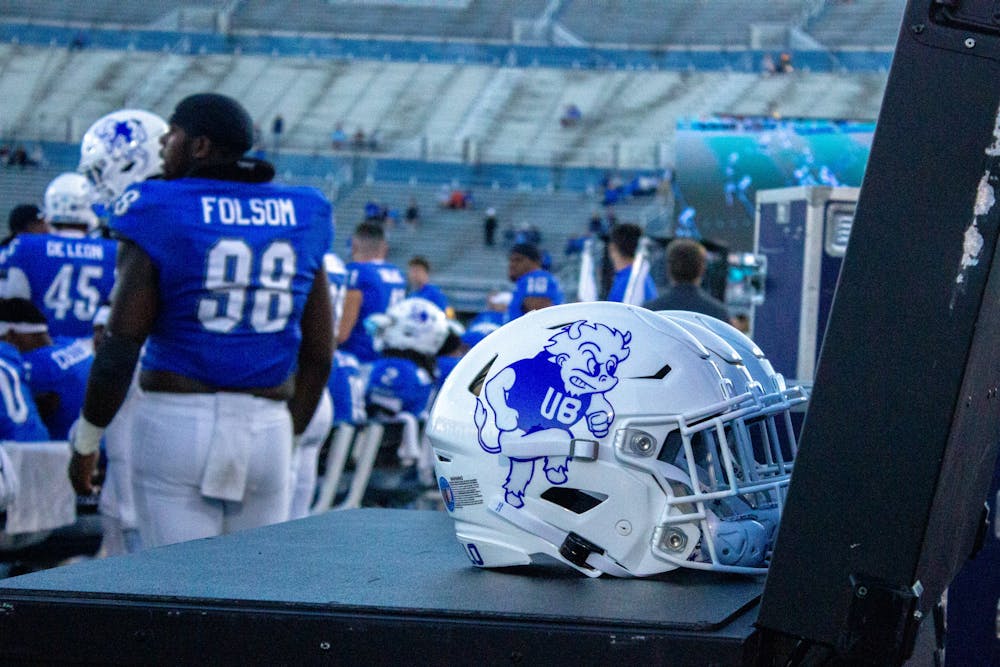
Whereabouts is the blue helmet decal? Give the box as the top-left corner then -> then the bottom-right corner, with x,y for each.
473,320 -> 631,508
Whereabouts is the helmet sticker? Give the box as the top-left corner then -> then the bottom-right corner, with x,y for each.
474,319 -> 631,508
97,117 -> 151,161
439,476 -> 455,512
438,475 -> 483,512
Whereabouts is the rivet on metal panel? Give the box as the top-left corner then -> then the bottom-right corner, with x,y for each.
965,37 -> 977,48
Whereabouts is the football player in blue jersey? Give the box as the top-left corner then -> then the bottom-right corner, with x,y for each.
337,221 -> 407,366
1,204 -> 50,247
325,252 -> 365,426
0,298 -> 92,440
287,251 -> 357,521
406,255 -> 452,317
0,173 -> 117,340
605,223 -> 657,304
0,341 -> 49,442
365,298 -> 450,421
506,242 -> 564,322
68,93 -> 334,548
76,108 -> 169,554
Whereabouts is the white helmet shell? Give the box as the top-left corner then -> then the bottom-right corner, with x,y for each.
370,297 -> 449,357
78,108 -> 167,205
427,301 -> 793,577
43,172 -> 98,232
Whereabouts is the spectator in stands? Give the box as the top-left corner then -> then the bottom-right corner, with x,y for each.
8,146 -> 34,168
561,103 -> 582,128
606,223 -> 657,305
483,207 -> 498,246
436,184 -> 451,208
643,238 -> 731,324
367,129 -> 380,152
69,30 -> 89,50
331,123 -> 347,150
0,298 -> 92,440
506,243 -> 563,321
352,128 -> 366,150
761,53 -> 777,76
1,204 -> 49,246
447,188 -> 468,209
364,200 -> 387,223
271,114 -> 284,153
779,52 -> 794,74
407,255 -> 452,317
404,198 -> 420,228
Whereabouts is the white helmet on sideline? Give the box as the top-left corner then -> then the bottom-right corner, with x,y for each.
78,108 -> 167,205
43,172 -> 99,233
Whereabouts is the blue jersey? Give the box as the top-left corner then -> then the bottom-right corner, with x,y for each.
329,350 -> 361,425
508,269 -> 564,322
325,254 -> 367,425
366,356 -> 434,418
110,178 -> 332,388
0,343 -> 50,442
503,353 -> 591,436
0,233 -> 117,339
606,265 -> 657,304
22,337 -> 93,440
436,354 -> 461,389
324,252 -> 348,334
342,260 -> 406,362
469,310 -> 506,329
410,283 -> 449,313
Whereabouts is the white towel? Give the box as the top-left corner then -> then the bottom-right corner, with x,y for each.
2,441 -> 76,535
0,445 -> 18,509
199,396 -> 252,502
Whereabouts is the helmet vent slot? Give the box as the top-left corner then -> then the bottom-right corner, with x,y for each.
541,487 -> 608,514
636,363 -> 671,380
468,354 -> 497,397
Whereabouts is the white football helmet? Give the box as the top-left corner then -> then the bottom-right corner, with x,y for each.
78,109 -> 167,205
43,172 -> 99,232
427,301 -> 791,578
367,297 -> 449,357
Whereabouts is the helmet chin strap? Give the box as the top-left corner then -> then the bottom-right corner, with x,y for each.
490,496 -> 633,578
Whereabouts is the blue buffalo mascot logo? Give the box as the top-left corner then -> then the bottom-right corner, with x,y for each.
474,319 -> 631,507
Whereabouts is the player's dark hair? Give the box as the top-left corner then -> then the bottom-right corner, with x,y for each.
408,255 -> 430,272
169,93 -> 254,155
0,298 -> 48,329
667,238 -> 707,283
609,223 -> 642,259
353,221 -> 385,242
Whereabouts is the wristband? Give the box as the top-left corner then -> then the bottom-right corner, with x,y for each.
71,415 -> 105,455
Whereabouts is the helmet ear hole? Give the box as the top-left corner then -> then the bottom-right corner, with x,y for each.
540,487 -> 608,514
468,355 -> 496,396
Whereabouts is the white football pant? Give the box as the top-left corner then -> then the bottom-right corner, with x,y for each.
130,391 -> 293,548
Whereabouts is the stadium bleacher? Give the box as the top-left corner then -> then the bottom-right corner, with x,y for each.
0,0 -> 898,302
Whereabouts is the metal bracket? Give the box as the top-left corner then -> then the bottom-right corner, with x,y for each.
840,575 -> 924,665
